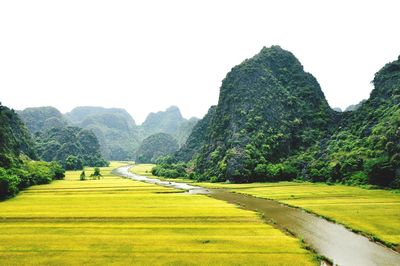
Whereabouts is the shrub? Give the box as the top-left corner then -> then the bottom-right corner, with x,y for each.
365,157 -> 395,186
50,161 -> 65,180
0,168 -> 20,199
90,167 -> 102,180
80,171 -> 86,181
65,155 -> 83,170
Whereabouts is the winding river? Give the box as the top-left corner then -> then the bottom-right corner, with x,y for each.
113,165 -> 400,266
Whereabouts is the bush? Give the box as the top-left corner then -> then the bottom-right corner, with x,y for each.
50,161 -> 65,180
365,157 -> 395,186
65,155 -> 83,170
152,162 -> 187,179
24,161 -> 54,185
90,167 -> 102,180
80,171 -> 86,181
345,171 -> 368,186
0,168 -> 20,199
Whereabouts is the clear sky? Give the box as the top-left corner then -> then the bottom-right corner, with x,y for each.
1,0 -> 399,124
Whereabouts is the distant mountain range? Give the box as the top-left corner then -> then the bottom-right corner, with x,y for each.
18,105 -> 199,161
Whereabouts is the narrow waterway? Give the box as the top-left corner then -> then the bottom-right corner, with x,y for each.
113,165 -> 400,266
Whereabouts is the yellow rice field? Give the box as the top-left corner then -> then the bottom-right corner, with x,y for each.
0,162 -> 315,265
131,164 -> 400,248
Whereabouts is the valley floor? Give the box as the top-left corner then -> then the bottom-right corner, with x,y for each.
0,162 -> 315,265
131,164 -> 400,250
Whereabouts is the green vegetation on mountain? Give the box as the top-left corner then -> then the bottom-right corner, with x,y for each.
18,106 -> 67,133
34,126 -> 108,170
17,106 -> 108,169
289,55 -> 400,187
136,133 -> 179,163
0,103 -> 64,199
154,47 -> 400,188
140,106 -> 199,145
174,106 -> 217,162
192,46 -> 334,183
65,106 -> 141,160
1,104 -> 36,167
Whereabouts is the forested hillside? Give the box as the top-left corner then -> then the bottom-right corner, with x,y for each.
140,106 -> 199,145
18,106 -> 67,133
136,133 -> 179,163
34,126 -> 108,170
155,47 -> 400,187
65,106 -> 140,160
190,46 -> 335,182
0,103 -> 64,199
174,106 -> 217,162
18,106 -> 108,168
287,55 -> 400,187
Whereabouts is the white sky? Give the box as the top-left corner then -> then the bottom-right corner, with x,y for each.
1,0 -> 399,124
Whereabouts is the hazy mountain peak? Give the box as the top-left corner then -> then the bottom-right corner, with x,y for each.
66,106 -> 136,126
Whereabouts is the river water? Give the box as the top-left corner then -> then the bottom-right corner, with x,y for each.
113,165 -> 400,266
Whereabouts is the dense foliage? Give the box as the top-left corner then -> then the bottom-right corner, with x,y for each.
154,47 -> 400,188
34,126 -> 108,169
284,55 -> 400,187
65,106 -> 141,160
136,133 -> 179,163
0,159 -> 65,199
0,103 -> 37,167
0,103 -> 65,199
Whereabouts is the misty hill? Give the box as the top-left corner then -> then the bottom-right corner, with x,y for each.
140,106 -> 199,145
158,47 -> 399,188
136,133 -> 179,163
65,106 -> 136,126
65,107 -> 141,160
344,100 -> 366,112
18,106 -> 68,133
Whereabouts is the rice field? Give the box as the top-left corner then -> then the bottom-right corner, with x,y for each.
0,162 -> 315,265
199,182 -> 400,248
131,164 -> 400,249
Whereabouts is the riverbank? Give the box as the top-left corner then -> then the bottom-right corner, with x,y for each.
129,164 -> 400,265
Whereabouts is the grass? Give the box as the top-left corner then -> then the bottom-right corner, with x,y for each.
132,164 -> 400,249
0,162 -> 316,265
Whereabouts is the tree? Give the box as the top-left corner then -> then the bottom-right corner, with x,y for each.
90,167 -> 102,180
65,155 -> 83,170
80,171 -> 86,181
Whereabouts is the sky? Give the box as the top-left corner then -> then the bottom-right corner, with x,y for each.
1,0 -> 399,124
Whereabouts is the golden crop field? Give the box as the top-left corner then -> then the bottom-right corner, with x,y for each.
131,164 -> 400,249
198,181 -> 400,248
0,162 -> 315,265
